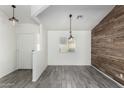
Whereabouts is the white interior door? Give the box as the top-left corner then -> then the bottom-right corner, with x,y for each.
17,34 -> 34,69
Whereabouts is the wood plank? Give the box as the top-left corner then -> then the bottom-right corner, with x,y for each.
92,5 -> 124,85
0,66 -> 120,88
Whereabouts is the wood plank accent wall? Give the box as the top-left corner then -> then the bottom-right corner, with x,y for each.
92,5 -> 124,85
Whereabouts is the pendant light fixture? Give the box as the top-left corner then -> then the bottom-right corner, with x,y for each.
9,5 -> 19,25
68,14 -> 76,52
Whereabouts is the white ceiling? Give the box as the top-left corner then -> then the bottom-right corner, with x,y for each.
38,5 -> 115,31
0,5 -> 115,31
0,5 -> 34,24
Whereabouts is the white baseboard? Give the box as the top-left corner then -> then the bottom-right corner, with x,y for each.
48,65 -> 91,66
92,65 -> 124,88
0,68 -> 16,79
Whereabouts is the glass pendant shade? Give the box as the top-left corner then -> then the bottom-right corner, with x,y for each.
9,17 -> 18,26
68,36 -> 76,52
12,20 -> 15,26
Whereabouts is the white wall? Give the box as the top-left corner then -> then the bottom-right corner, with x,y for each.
0,10 -> 16,78
40,25 -> 48,70
15,23 -> 48,81
48,31 -> 91,65
15,23 -> 39,51
16,24 -> 39,34
32,24 -> 48,82
15,23 -> 39,69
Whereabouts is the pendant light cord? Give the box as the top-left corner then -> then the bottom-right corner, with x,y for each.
13,7 -> 14,17
69,14 -> 72,37
12,5 -> 16,18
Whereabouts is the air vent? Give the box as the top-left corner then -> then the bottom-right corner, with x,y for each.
77,15 -> 83,19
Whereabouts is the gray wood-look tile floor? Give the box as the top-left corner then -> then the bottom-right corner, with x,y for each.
0,66 -> 120,88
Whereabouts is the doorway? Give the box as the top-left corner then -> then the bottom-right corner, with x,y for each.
16,34 -> 34,69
